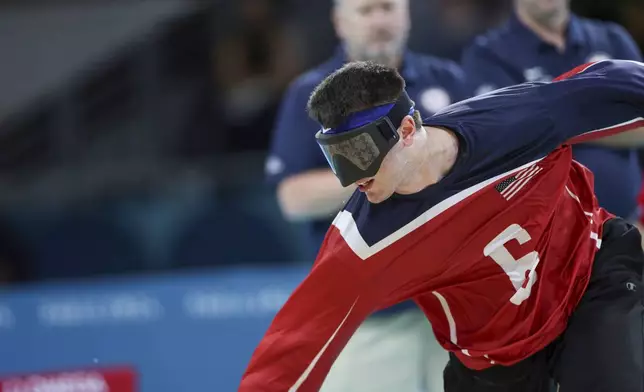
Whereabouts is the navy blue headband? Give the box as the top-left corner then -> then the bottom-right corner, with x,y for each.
322,103 -> 415,135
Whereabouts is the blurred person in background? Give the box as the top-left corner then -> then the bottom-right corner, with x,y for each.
413,0 -> 509,60
462,0 -> 644,231
265,0 -> 471,390
214,0 -> 303,151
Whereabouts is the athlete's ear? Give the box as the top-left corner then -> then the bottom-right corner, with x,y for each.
399,115 -> 417,147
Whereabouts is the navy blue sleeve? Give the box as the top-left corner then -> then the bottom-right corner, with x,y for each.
427,60 -> 644,176
606,23 -> 643,62
461,38 -> 521,97
546,60 -> 644,144
265,75 -> 329,185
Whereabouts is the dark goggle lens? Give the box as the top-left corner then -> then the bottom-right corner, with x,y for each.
319,132 -> 382,173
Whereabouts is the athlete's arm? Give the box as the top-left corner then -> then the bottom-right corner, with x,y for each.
546,60 -> 644,146
571,26 -> 643,149
583,26 -> 644,147
239,194 -> 446,390
426,60 -> 644,175
239,233 -> 379,391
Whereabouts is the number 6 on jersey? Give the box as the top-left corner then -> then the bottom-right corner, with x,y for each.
484,224 -> 541,305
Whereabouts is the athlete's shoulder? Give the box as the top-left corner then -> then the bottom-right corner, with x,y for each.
429,80 -> 545,122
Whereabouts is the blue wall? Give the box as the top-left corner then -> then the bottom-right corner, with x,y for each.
0,266 -> 308,391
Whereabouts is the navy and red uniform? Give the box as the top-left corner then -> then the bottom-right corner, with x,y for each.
240,60 -> 644,391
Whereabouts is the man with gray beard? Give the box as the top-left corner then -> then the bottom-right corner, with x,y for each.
265,0 -> 470,390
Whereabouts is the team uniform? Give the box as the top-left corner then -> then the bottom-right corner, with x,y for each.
462,12 -> 643,220
240,60 -> 644,391
266,48 -> 470,392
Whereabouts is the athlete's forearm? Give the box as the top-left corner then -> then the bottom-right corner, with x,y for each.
277,170 -> 356,221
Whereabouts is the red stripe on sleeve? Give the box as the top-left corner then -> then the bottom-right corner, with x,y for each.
553,62 -> 599,82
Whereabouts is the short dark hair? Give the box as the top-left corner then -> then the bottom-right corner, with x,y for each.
307,61 -> 421,129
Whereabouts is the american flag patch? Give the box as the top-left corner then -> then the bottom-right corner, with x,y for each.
495,165 -> 543,200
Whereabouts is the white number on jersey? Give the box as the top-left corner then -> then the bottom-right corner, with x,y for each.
483,224 -> 540,305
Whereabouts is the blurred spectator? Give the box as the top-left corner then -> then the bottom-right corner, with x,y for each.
264,0 -> 473,390
268,0 -> 471,248
462,0 -> 643,224
407,0 -> 510,60
214,0 -> 304,151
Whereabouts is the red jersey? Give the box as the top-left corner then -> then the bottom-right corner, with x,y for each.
240,60 -> 644,391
